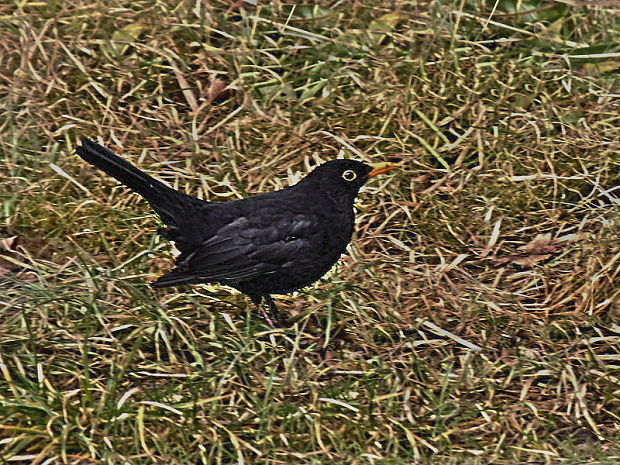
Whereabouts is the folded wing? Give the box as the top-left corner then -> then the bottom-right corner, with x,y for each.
152,213 -> 318,287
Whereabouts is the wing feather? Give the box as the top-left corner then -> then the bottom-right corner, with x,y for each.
152,213 -> 319,288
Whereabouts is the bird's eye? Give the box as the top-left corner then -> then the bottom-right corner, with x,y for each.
342,170 -> 357,181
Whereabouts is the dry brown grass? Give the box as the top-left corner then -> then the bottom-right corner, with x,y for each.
1,0 -> 620,464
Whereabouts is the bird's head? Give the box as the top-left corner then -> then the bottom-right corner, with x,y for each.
300,159 -> 399,205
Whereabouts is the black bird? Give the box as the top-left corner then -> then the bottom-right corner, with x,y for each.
76,138 -> 398,323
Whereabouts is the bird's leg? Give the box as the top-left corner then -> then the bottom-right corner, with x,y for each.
265,295 -> 279,321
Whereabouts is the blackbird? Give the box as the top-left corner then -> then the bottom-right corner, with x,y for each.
76,138 -> 398,323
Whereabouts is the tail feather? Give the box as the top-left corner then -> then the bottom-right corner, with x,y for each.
76,138 -> 168,199
76,138 -> 188,225
151,271 -> 199,288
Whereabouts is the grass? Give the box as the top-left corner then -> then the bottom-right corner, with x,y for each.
1,0 -> 620,463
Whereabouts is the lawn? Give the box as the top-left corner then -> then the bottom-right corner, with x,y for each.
1,0 -> 620,463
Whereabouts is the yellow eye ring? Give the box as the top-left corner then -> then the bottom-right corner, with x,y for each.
342,170 -> 357,181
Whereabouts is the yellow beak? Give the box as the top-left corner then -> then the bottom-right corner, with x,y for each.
368,162 -> 400,178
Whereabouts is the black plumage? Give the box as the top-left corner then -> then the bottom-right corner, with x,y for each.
75,138 -> 398,322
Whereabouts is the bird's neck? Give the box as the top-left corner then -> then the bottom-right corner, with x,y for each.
294,178 -> 357,212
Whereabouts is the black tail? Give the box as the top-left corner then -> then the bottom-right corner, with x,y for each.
76,138 -> 191,226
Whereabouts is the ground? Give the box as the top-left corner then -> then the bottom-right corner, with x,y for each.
1,1 -> 620,464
